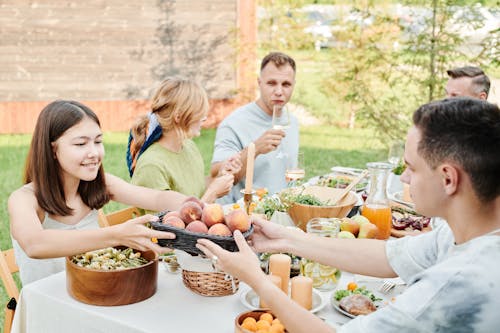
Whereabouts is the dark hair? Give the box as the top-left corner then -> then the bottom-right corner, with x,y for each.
24,100 -> 110,216
446,66 -> 490,98
413,98 -> 500,202
260,52 -> 296,72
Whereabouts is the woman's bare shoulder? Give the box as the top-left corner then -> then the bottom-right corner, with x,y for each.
8,183 -> 38,207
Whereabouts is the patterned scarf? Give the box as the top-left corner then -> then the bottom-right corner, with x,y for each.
126,113 -> 162,177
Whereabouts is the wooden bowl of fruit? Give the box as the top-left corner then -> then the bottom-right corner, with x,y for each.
287,186 -> 358,231
66,247 -> 157,306
235,310 -> 287,333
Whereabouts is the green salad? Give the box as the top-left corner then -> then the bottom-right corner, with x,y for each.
334,286 -> 382,303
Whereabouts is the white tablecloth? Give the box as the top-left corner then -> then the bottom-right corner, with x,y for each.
12,265 -> 353,332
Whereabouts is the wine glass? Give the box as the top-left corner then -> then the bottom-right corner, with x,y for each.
388,141 -> 404,167
272,105 -> 290,159
286,151 -> 305,187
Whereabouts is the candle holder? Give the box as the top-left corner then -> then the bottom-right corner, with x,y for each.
240,189 -> 256,215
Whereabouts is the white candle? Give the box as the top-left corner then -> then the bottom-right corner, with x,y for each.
291,276 -> 313,310
244,142 -> 255,194
268,254 -> 291,294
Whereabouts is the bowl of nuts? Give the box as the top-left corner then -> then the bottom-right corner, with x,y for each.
66,246 -> 157,306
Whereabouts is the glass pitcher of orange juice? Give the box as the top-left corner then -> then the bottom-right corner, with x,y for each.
362,162 -> 392,240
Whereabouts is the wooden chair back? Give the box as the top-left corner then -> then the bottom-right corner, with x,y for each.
98,207 -> 142,227
1,248 -> 19,333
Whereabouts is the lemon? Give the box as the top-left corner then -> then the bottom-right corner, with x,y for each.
312,277 -> 327,288
303,262 -> 316,275
319,265 -> 337,277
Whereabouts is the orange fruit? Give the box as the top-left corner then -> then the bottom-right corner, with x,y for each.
256,319 -> 271,331
241,317 -> 258,332
259,313 -> 274,324
347,282 -> 357,291
271,318 -> 281,326
269,324 -> 285,333
256,330 -> 269,333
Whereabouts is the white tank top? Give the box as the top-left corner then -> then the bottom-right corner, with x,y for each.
12,209 -> 100,286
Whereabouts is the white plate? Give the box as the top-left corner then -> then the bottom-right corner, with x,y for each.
331,280 -> 406,318
388,191 -> 414,209
240,288 -> 325,314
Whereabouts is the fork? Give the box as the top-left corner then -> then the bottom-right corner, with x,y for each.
379,280 -> 397,294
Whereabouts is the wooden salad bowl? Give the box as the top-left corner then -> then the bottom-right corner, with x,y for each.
66,249 -> 158,306
288,186 -> 358,231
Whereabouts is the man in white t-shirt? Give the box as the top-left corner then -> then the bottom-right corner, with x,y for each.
197,97 -> 500,332
211,52 -> 299,204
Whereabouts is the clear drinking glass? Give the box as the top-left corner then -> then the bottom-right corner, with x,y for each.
300,218 -> 342,290
388,141 -> 405,167
272,105 -> 290,159
285,151 -> 305,186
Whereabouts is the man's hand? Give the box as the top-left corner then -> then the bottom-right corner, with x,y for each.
254,129 -> 285,156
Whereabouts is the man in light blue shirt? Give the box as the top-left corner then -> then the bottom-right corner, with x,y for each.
211,52 -> 299,203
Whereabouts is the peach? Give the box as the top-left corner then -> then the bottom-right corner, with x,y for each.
201,203 -> 225,227
164,211 -> 181,220
207,223 -> 232,237
358,222 -> 379,239
179,201 -> 203,224
183,196 -> 205,209
340,217 -> 360,237
163,216 -> 185,229
185,220 -> 208,234
225,208 -> 251,232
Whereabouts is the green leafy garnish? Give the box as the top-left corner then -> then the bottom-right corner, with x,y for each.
334,286 -> 382,302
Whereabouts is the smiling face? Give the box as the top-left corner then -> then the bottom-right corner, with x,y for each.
256,62 -> 296,116
52,116 -> 104,183
400,127 -> 446,217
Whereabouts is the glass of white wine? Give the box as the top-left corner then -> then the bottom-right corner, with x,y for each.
272,105 -> 290,159
286,151 -> 305,187
388,141 -> 405,167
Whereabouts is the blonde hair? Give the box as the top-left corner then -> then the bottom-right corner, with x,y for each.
131,77 -> 209,149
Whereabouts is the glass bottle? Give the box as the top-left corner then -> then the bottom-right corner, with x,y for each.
300,218 -> 342,291
362,162 -> 393,240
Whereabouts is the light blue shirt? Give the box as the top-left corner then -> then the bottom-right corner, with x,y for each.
340,222 -> 500,332
212,102 -> 299,204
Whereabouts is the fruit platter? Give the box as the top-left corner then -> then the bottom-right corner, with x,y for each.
150,196 -> 253,255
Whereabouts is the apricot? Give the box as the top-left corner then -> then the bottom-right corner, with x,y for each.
163,211 -> 181,219
201,203 -> 225,227
225,208 -> 251,232
207,223 -> 231,237
179,201 -> 203,224
183,196 -> 205,209
241,317 -> 258,332
340,217 -> 360,237
185,220 -> 208,234
256,320 -> 271,331
163,216 -> 185,229
259,313 -> 273,324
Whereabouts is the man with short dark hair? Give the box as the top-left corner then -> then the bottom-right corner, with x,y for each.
198,97 -> 500,332
445,66 -> 490,100
211,52 -> 299,203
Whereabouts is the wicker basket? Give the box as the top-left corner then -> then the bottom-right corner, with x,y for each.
151,211 -> 254,256
182,270 -> 239,297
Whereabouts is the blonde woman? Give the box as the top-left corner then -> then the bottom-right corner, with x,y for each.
127,77 -> 241,204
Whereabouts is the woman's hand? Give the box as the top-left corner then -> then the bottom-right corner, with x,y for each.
196,230 -> 265,285
204,173 -> 235,202
113,214 -> 175,254
220,154 -> 242,176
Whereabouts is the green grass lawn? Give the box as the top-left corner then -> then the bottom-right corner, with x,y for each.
0,126 -> 386,326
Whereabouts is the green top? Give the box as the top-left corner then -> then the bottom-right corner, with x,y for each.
131,140 -> 206,210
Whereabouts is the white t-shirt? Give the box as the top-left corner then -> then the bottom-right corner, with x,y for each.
212,102 -> 299,204
340,222 -> 500,332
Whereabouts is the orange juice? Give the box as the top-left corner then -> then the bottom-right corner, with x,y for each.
361,204 -> 392,239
